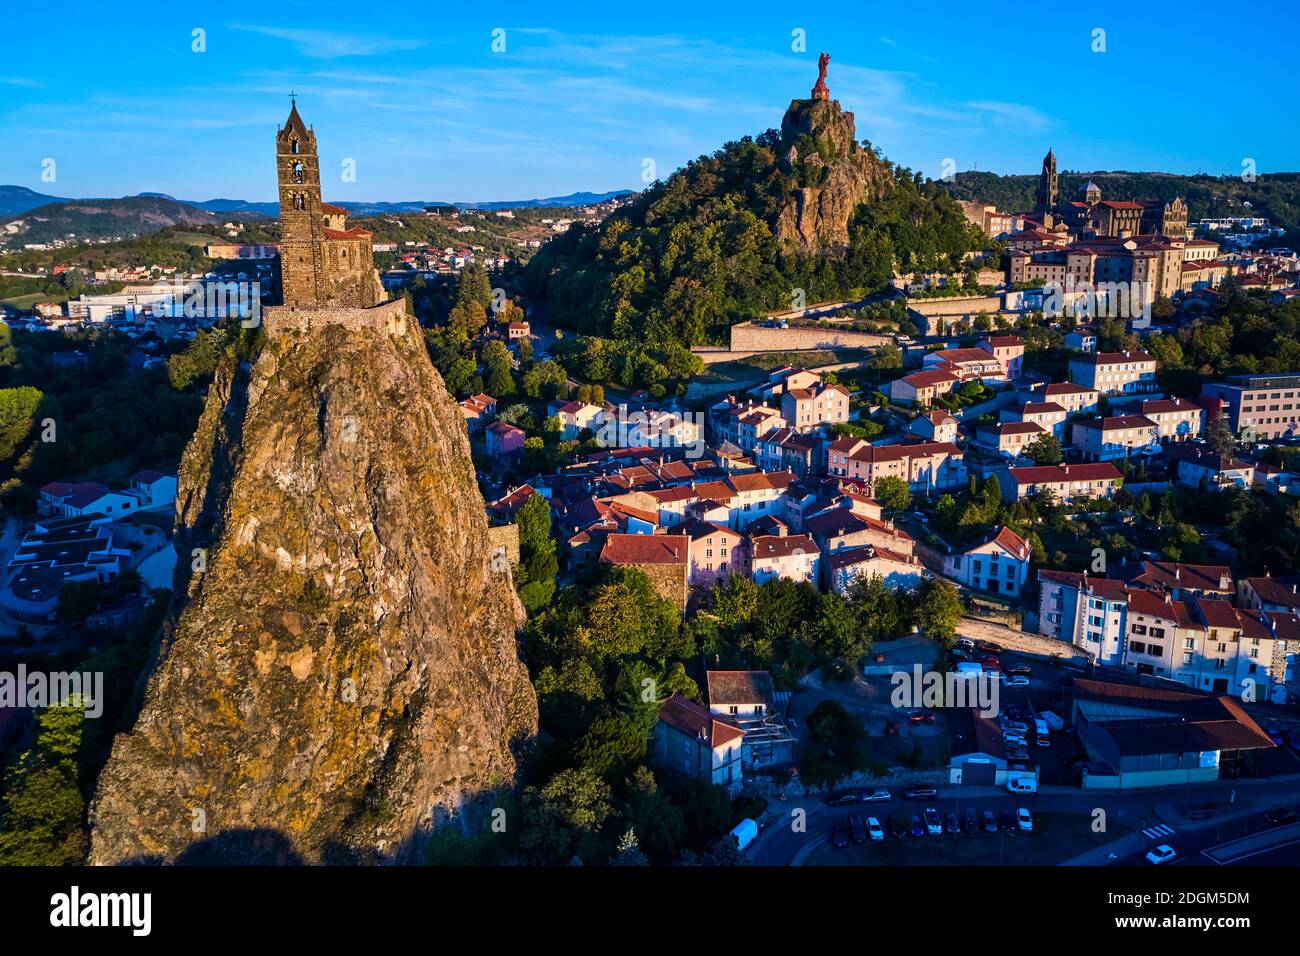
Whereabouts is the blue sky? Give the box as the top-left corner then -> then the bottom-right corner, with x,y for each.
2,0 -> 1296,203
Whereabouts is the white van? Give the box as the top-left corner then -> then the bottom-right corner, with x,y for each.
1007,776 -> 1038,794
729,818 -> 759,852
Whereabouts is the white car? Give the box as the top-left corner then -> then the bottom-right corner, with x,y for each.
1146,845 -> 1177,865
1003,676 -> 1030,688
1003,733 -> 1028,747
1017,808 -> 1033,832
867,817 -> 884,842
861,790 -> 892,803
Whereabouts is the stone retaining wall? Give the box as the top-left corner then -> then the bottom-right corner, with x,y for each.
729,321 -> 892,353
264,297 -> 409,337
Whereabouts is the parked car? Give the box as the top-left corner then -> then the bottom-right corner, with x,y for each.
998,809 -> 1016,831
830,824 -> 850,849
1265,805 -> 1298,825
1265,725 -> 1286,746
910,814 -> 926,838
860,789 -> 892,803
980,654 -> 1001,666
1005,663 -> 1032,676
908,710 -> 927,723
1002,718 -> 1028,733
867,816 -> 885,842
982,810 -> 998,833
1008,777 -> 1037,795
955,638 -> 975,651
945,811 -> 961,834
1003,676 -> 1030,688
1003,732 -> 1028,746
1017,808 -> 1033,832
827,790 -> 859,807
887,813 -> 906,838
1040,710 -> 1065,731
1006,747 -> 1029,761
848,814 -> 869,845
976,640 -> 1004,654
904,786 -> 939,800
964,807 -> 979,834
1145,844 -> 1177,865
885,720 -> 900,736
924,808 -> 943,835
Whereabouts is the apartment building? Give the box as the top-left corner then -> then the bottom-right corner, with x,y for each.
975,421 -> 1045,457
1140,397 -> 1203,442
1002,401 -> 1068,439
826,439 -> 967,493
1028,382 -> 1100,416
1068,351 -> 1158,397
749,533 -> 819,585
1038,570 -> 1129,664
999,462 -> 1123,503
908,409 -> 959,444
944,527 -> 1031,598
890,368 -> 959,407
1201,372 -> 1300,440
653,694 -> 744,796
923,347 -> 1007,383
780,382 -> 850,431
1070,415 -> 1160,461
977,335 -> 1025,379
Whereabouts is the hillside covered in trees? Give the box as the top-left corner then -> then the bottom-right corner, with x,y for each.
524,96 -> 987,348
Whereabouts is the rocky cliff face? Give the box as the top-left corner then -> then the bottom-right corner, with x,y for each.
88,306 -> 537,864
774,98 -> 890,250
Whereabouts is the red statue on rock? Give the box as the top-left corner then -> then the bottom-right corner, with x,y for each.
812,51 -> 830,101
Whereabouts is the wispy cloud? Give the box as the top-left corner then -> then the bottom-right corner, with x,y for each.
0,75 -> 42,88
966,100 -> 1053,132
231,24 -> 429,58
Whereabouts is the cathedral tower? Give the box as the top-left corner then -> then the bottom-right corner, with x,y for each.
1035,148 -> 1058,215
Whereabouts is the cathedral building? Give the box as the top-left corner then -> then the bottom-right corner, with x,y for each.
275,101 -> 384,309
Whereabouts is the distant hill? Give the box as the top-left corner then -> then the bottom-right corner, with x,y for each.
0,185 -> 70,217
943,170 -> 1300,234
1,196 -> 229,247
0,186 -> 636,245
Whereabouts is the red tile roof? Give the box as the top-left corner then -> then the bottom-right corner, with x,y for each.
657,694 -> 744,749
600,533 -> 688,565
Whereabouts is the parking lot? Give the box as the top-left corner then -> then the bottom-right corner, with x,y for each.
809,801 -> 1132,866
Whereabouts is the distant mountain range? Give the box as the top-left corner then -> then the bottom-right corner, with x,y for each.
0,185 -> 635,247
0,185 -> 634,220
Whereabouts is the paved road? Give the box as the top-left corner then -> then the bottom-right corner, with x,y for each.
749,776 -> 1300,866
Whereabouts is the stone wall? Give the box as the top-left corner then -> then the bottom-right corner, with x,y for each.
485,523 -> 520,568
263,297 -> 408,337
629,561 -> 689,610
729,321 -> 892,353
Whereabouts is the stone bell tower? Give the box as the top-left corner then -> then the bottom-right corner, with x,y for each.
276,98 -> 328,307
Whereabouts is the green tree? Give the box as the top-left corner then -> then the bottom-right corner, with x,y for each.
873,475 -> 913,511
1025,433 -> 1064,466
799,700 -> 870,788
917,578 -> 963,644
0,704 -> 88,865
